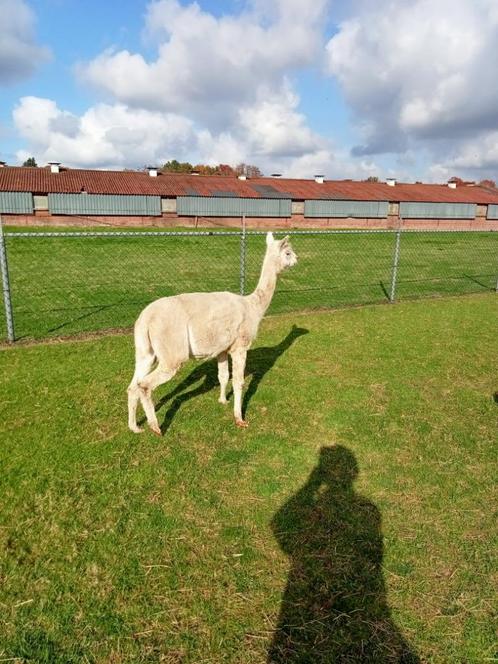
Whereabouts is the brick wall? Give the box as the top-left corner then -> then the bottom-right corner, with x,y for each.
2,211 -> 498,230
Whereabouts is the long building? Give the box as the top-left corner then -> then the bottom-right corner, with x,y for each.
1,163 -> 498,229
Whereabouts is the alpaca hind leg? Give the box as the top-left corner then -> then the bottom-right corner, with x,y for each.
217,352 -> 229,404
231,349 -> 248,427
138,365 -> 178,436
128,353 -> 155,433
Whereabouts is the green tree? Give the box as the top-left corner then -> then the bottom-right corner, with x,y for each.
22,157 -> 37,167
162,159 -> 193,173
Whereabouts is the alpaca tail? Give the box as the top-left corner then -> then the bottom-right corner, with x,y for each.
134,315 -> 153,359
128,315 -> 156,433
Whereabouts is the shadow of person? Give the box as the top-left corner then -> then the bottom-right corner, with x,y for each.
143,325 -> 309,433
268,446 -> 420,663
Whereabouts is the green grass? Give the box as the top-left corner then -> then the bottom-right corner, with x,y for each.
0,294 -> 497,662
2,225 -> 497,340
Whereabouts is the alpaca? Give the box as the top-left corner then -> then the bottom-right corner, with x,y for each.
127,232 -> 298,435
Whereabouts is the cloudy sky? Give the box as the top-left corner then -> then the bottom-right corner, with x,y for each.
1,0 -> 498,182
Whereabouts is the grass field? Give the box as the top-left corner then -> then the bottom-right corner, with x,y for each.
2,226 -> 497,340
0,294 -> 497,662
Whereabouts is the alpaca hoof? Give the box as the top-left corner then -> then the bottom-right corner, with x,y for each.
129,425 -> 144,434
235,418 -> 249,428
149,424 -> 162,436
218,397 -> 228,405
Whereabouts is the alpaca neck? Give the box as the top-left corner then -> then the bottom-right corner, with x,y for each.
249,252 -> 278,315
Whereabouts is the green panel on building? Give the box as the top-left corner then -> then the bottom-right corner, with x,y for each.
399,202 -> 476,219
48,193 -> 161,216
177,196 -> 291,217
0,191 -> 33,213
304,199 -> 388,218
486,204 -> 498,219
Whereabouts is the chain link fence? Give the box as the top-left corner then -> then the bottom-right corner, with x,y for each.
0,219 -> 497,342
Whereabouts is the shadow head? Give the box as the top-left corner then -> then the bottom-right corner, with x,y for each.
289,323 -> 309,340
318,445 -> 359,486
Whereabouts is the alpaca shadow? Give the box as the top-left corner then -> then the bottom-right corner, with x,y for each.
242,325 -> 309,418
147,325 -> 309,434
268,446 -> 420,664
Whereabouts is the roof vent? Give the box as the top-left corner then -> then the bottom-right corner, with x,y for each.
147,166 -> 158,177
314,174 -> 324,184
238,174 -> 247,181
386,177 -> 396,186
0,161 -> 6,168
447,181 -> 457,189
49,162 -> 60,174
271,173 -> 282,178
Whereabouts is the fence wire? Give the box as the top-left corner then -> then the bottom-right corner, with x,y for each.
0,225 -> 497,341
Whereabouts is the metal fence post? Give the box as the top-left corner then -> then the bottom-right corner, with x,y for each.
0,216 -> 15,342
240,215 -> 247,295
389,221 -> 402,303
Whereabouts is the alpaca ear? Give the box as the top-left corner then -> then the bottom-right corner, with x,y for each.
280,235 -> 290,247
266,232 -> 274,246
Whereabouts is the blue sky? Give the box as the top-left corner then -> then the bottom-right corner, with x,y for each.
1,0 -> 498,181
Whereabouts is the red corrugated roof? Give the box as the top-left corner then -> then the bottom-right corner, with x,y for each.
0,167 -> 261,197
1,167 -> 498,204
250,176 -> 498,203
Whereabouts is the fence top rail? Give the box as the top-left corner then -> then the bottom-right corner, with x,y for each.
2,227 -> 497,238
2,230 -> 243,238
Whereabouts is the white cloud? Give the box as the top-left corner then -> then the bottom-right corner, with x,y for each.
78,0 -> 328,127
326,0 -> 498,157
10,0 -> 386,178
434,131 -> 498,175
238,84 -> 321,158
0,0 -> 50,84
13,96 -> 196,168
13,1 -> 346,174
12,93 -> 383,180
283,148 -> 378,180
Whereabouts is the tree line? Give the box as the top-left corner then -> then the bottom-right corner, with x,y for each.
160,160 -> 263,177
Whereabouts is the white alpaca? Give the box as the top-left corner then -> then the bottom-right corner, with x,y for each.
127,232 -> 298,435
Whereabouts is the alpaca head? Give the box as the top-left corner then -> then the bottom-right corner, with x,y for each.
266,232 -> 298,273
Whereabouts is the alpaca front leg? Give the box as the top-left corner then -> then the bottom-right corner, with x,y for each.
217,352 -> 229,404
231,349 -> 248,428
